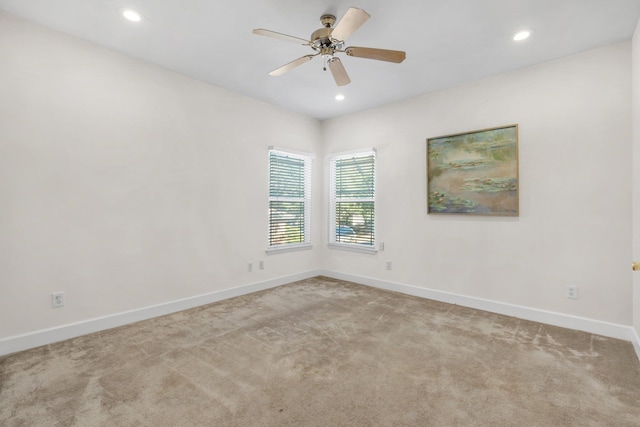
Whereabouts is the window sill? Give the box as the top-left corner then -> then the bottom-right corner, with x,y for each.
328,243 -> 378,254
266,243 -> 312,254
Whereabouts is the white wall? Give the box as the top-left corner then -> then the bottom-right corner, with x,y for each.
0,12 -> 322,338
321,43 -> 633,325
633,18 -> 640,335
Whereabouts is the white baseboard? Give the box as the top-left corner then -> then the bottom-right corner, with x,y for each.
3,269 -> 639,363
319,270 -> 638,344
0,270 -> 321,357
632,327 -> 640,362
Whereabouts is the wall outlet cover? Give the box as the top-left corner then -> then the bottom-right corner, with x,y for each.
51,292 -> 65,307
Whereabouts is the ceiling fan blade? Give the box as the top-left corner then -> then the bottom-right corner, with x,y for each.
328,57 -> 351,86
345,47 -> 406,63
269,54 -> 317,76
331,7 -> 370,42
252,28 -> 310,45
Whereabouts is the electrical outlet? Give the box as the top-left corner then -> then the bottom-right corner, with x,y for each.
379,242 -> 385,250
566,285 -> 578,300
248,262 -> 253,272
51,292 -> 65,308
386,260 -> 392,270
259,261 -> 264,270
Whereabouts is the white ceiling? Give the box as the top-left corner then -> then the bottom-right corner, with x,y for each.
1,0 -> 639,120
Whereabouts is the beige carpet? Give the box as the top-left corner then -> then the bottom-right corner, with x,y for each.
1,276 -> 639,426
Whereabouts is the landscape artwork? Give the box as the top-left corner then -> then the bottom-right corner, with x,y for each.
427,125 -> 519,216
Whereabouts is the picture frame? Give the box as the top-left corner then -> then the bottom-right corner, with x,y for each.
426,124 -> 519,216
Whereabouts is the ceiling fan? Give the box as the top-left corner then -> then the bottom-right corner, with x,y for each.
252,7 -> 406,86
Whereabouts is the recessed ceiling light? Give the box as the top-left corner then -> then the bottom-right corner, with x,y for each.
513,30 -> 531,41
335,94 -> 345,101
122,9 -> 142,22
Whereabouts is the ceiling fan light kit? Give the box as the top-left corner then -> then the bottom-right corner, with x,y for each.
252,7 -> 406,87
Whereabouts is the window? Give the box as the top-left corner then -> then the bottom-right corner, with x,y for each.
268,148 -> 312,251
329,149 -> 376,252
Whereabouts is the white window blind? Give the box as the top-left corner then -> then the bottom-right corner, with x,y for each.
268,148 -> 312,250
329,150 -> 376,249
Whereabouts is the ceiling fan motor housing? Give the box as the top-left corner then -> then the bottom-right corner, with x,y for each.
311,27 -> 334,48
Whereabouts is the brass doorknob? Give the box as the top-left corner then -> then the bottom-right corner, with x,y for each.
633,262 -> 640,271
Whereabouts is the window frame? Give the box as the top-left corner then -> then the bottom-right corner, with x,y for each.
328,148 -> 377,254
267,147 -> 313,254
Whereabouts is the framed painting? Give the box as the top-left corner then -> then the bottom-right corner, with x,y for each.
427,124 -> 519,216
